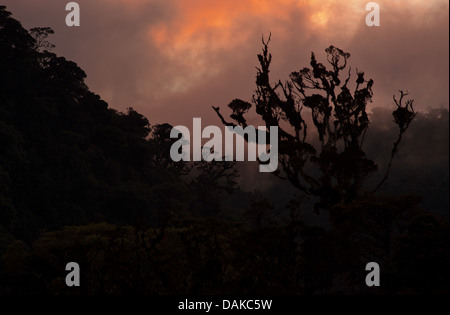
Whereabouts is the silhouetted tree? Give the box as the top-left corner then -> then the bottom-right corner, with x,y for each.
29,27 -> 54,52
214,36 -> 416,212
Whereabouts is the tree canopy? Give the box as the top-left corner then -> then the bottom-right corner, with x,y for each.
214,36 -> 416,213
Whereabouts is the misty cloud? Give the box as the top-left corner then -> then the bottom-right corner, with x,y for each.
3,0 -> 448,128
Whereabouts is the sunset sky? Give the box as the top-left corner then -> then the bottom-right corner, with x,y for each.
3,0 -> 449,127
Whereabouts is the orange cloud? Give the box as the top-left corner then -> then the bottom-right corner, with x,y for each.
146,0 -> 384,65
146,0 -> 340,92
113,0 -> 450,56
121,0 -> 448,97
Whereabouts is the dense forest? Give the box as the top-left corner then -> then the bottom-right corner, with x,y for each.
0,5 -> 448,294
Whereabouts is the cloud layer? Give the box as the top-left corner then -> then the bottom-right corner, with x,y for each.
4,0 -> 449,126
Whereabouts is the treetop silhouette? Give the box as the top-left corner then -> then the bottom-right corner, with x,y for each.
214,35 -> 416,212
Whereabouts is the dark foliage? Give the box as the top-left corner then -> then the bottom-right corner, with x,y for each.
0,6 -> 236,242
